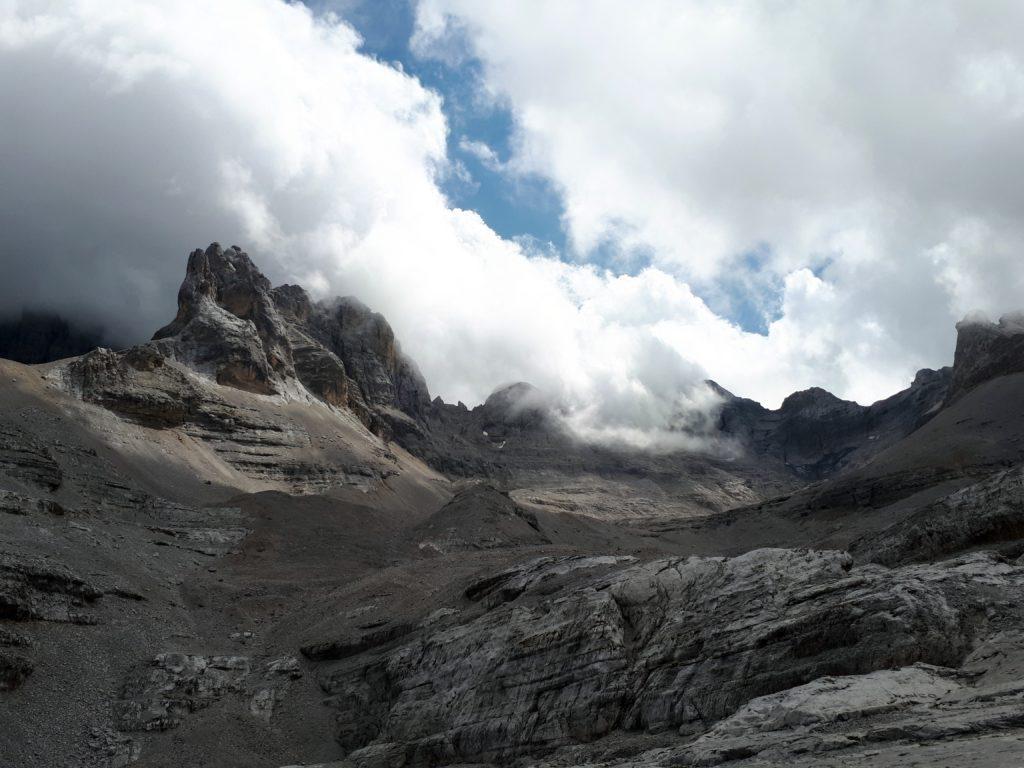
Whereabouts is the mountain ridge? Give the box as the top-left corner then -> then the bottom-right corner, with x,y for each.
4,244 -> 1024,767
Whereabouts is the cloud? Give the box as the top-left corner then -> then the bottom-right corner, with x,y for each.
414,0 -> 1024,404
5,0 -> 1022,453
457,136 -> 503,171
0,0 -> 734,448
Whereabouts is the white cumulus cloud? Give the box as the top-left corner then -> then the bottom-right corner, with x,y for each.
414,0 -> 1024,405
4,0 -> 1022,451
0,0 -> 728,448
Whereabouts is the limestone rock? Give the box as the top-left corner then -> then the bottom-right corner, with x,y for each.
0,489 -> 65,516
681,664 -> 962,765
852,466 -> 1024,566
947,312 -> 1024,403
115,653 -> 251,731
0,554 -> 103,624
303,296 -> 430,421
0,424 -> 62,491
61,345 -> 207,428
311,549 -> 994,765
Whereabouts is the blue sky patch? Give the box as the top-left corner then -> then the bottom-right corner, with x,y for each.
309,0 -> 778,332
311,0 -> 567,252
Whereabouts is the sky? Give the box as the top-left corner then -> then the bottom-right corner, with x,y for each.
2,0 -> 1024,445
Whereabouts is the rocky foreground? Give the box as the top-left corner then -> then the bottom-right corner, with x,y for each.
3,245 -> 1024,767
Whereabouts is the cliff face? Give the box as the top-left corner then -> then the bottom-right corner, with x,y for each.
946,313 -> 1024,403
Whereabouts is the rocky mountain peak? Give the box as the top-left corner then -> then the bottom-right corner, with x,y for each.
270,283 -> 313,323
108,244 -> 429,437
483,382 -> 543,410
480,382 -> 550,430
151,243 -> 293,395
703,379 -> 736,401
778,387 -> 849,416
947,312 -> 1024,403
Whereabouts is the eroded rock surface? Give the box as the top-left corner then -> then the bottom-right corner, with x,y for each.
947,312 -> 1024,403
309,549 -> 1003,765
852,466 -> 1024,566
149,243 -> 428,437
0,554 -> 104,624
116,653 -> 251,731
5,244 -> 1024,768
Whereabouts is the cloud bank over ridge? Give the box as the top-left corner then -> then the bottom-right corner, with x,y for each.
414,0 -> 1024,399
2,0 -> 1023,446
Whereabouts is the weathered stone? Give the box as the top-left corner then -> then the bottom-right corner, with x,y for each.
681,664 -> 961,765
946,312 -> 1024,403
115,653 -> 250,731
0,424 -> 62,491
852,466 -> 1024,566
0,489 -> 64,516
314,549 -> 992,765
153,243 -> 293,394
0,554 -> 103,624
0,650 -> 33,690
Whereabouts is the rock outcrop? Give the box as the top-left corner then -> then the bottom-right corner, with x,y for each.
946,312 -> 1024,403
852,466 -> 1024,566
0,553 -> 104,624
309,548 -> 998,765
409,484 -> 549,554
116,653 -> 252,732
149,243 -> 429,437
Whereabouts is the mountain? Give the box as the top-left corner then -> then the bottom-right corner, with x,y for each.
712,366 -> 951,479
0,310 -> 106,364
3,245 -> 1024,768
946,311 -> 1024,403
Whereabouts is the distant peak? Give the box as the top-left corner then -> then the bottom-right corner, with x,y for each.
481,382 -> 550,429
704,379 -> 736,400
779,387 -> 846,413
485,381 -> 540,404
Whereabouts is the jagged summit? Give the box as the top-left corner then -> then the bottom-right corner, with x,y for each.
147,242 -> 428,437
152,243 -> 295,394
777,386 -> 849,415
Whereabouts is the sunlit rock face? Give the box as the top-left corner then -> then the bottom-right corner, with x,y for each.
146,243 -> 429,437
